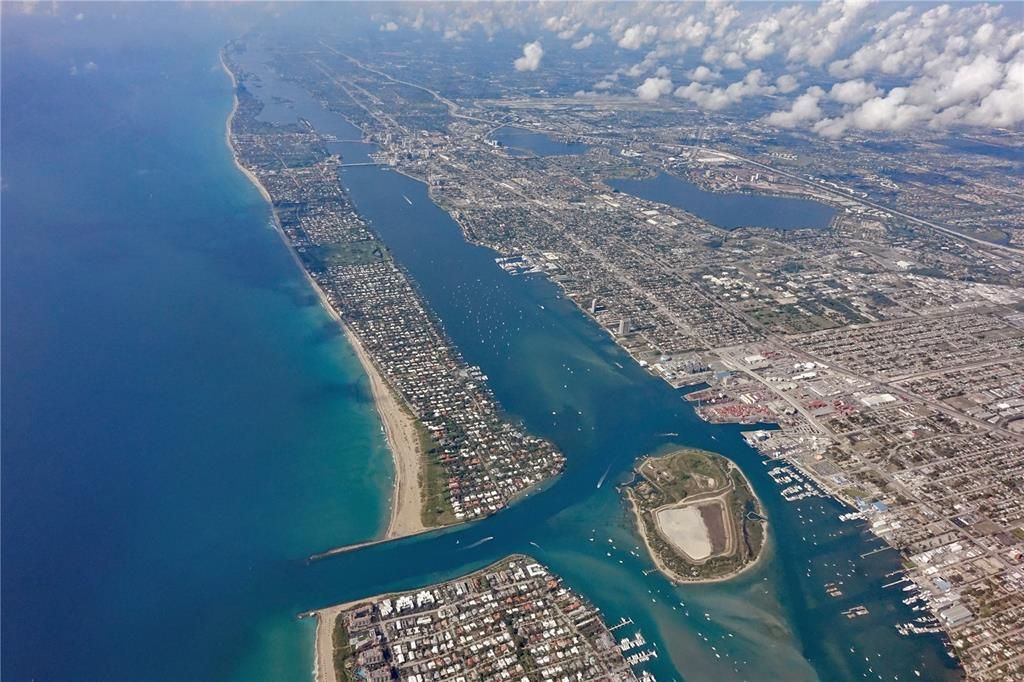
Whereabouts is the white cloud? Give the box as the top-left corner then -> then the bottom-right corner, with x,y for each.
622,52 -> 660,78
572,33 -> 595,50
371,2 -> 1024,136
766,86 -> 825,127
737,16 -> 781,61
689,65 -> 720,82
775,74 -> 800,94
665,16 -> 710,47
618,24 -> 658,50
827,4 -> 1005,80
545,15 -> 582,40
69,60 -> 98,77
710,3 -> 740,38
636,76 -> 673,101
932,53 -> 1003,109
814,88 -> 925,137
675,68 -> 776,111
514,40 -> 544,72
721,51 -> 746,70
380,21 -> 398,32
817,50 -> 1024,137
829,78 -> 879,105
965,57 -> 1024,127
784,0 -> 871,68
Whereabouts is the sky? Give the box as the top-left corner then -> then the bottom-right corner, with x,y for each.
7,1 -> 1022,139
370,1 -> 1024,138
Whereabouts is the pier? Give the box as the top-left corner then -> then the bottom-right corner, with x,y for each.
860,545 -> 894,558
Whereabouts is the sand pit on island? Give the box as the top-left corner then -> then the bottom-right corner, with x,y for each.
656,505 -> 713,561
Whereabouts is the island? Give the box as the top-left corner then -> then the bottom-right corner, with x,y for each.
310,555 -> 649,682
222,25 -> 1024,673
221,50 -> 565,542
624,448 -> 766,583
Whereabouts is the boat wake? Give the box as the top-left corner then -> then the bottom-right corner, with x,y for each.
463,536 -> 494,550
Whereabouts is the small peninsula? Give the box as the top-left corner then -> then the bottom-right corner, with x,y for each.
625,448 -> 766,583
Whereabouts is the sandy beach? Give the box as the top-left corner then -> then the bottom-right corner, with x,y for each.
313,606 -> 342,682
220,51 -> 427,540
341,325 -> 427,538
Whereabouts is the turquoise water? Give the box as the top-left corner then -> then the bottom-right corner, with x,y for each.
3,8 -> 960,682
3,9 -> 391,680
236,44 -> 958,682
609,173 -> 837,231
305,164 -> 959,682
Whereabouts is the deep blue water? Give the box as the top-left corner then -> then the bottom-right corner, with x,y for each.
2,8 -> 392,680
609,173 -> 837,231
3,8 -> 959,682
493,125 -> 590,157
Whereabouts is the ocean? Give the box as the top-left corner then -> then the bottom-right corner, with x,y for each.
3,7 -> 960,682
3,6 -> 391,679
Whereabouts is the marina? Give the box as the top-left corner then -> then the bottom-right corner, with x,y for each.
3,7 -> 998,682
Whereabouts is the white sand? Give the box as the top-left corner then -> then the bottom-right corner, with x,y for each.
341,326 -> 427,538
220,51 -> 427,540
313,607 -> 342,682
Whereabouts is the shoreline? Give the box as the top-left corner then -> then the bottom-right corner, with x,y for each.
306,554 -> 534,682
624,450 -> 769,585
340,322 -> 427,538
312,606 -> 342,682
220,51 -> 426,541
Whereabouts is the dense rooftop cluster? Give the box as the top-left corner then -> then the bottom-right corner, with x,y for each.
328,258 -> 565,520
329,556 -> 641,682
705,341 -> 1024,680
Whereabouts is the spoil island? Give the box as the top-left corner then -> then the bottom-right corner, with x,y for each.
625,448 -> 766,583
221,50 -> 565,543
310,555 -> 645,682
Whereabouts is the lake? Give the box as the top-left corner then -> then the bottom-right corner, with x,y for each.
609,173 -> 837,231
492,125 -> 590,157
